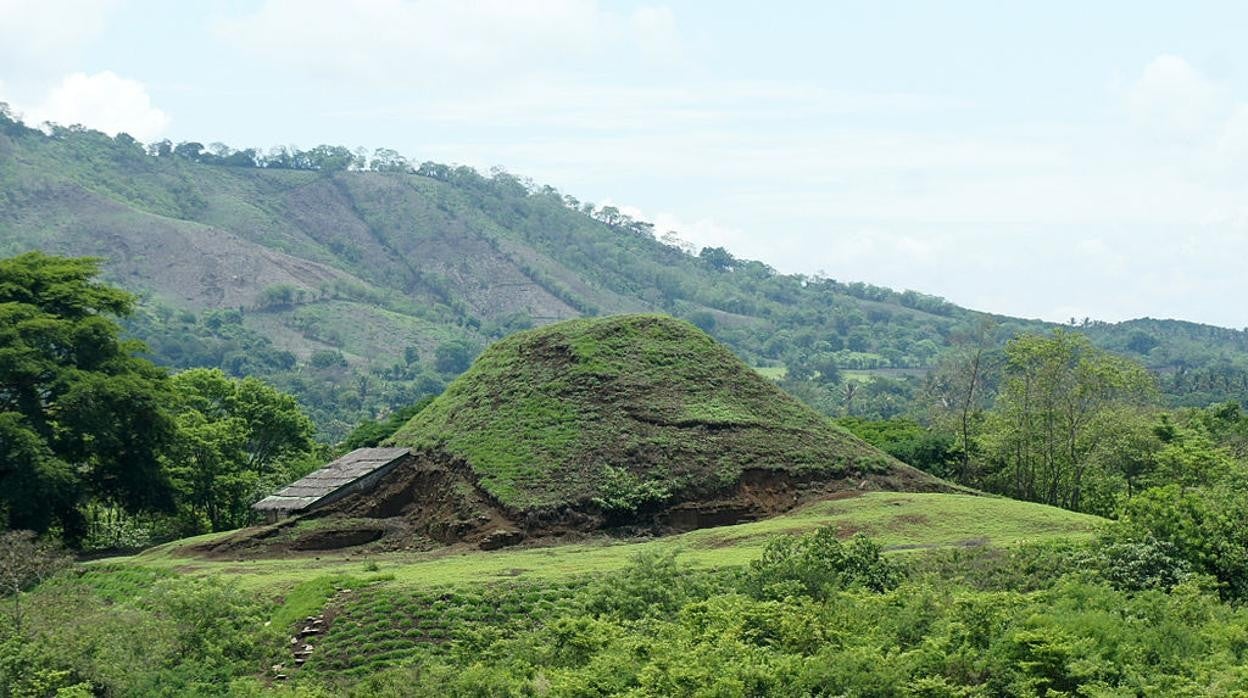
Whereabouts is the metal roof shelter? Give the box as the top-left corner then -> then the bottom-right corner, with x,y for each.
252,447 -> 411,521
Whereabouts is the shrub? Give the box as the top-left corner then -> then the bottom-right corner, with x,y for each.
741,529 -> 900,600
1081,532 -> 1195,592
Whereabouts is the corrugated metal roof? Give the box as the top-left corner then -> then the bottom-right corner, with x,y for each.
252,447 -> 410,513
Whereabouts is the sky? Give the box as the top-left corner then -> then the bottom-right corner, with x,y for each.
2,1 -> 1247,328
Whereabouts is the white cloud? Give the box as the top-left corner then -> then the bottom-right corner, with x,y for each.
1216,104 -> 1248,160
20,71 -> 170,140
603,200 -> 745,253
214,0 -> 678,86
1126,54 -> 1229,139
0,0 -> 118,76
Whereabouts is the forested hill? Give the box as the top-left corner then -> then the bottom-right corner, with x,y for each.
2,108 -> 1246,438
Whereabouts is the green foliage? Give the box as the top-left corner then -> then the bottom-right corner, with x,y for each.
309,350 -> 347,369
1080,531 -> 1196,592
2,569 -> 280,696
164,368 -> 318,531
742,529 -> 900,599
836,416 -> 960,477
0,253 -> 175,539
388,315 -> 899,510
341,396 -> 434,450
1115,484 -> 1248,599
979,330 -> 1158,513
590,465 -> 672,514
433,339 -> 475,375
231,541 -> 1248,696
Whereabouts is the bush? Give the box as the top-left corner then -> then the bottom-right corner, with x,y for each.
589,466 -> 671,515
1081,531 -> 1195,592
1116,484 -> 1248,598
741,529 -> 900,600
578,549 -> 721,621
309,350 -> 348,369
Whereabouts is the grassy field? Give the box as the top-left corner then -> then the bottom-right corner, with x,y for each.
35,492 -> 1104,687
123,492 -> 1100,593
752,365 -> 787,379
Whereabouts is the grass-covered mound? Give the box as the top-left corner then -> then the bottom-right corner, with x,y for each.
386,314 -> 934,513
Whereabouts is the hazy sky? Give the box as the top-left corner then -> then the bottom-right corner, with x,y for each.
3,1 -> 1247,328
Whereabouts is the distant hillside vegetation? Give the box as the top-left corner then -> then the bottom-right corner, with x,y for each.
2,107 -> 1245,437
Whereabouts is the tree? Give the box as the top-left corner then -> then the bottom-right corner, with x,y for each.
686,310 -> 717,333
0,253 -> 175,540
698,246 -> 736,272
925,318 -> 998,481
172,141 -> 205,161
981,330 -> 1157,512
165,369 -> 316,530
256,284 -> 296,309
371,147 -> 410,173
1116,484 -> 1248,599
309,350 -> 347,369
435,339 -> 475,375
808,352 -> 841,386
742,529 -> 899,600
0,531 -> 70,633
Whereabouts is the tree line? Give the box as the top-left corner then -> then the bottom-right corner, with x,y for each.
0,253 -> 324,547
840,322 -> 1248,536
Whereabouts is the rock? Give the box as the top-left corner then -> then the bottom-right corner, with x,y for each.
478,528 -> 525,550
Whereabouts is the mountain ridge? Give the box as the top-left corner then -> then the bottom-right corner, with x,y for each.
3,110 -> 1246,436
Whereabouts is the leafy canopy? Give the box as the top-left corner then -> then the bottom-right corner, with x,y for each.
164,368 -> 318,532
0,253 -> 174,539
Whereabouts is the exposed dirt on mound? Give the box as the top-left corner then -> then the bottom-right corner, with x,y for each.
332,452 -> 521,544
192,449 -> 964,560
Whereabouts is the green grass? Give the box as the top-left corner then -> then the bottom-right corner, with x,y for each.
118,493 -> 1099,593
68,492 -> 1101,682
386,315 -> 904,510
752,365 -> 787,379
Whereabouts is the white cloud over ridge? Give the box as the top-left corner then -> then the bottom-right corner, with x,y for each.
3,4 -> 1248,327
19,71 -> 169,140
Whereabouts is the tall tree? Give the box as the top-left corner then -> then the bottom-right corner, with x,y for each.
925,318 -> 999,481
165,368 -> 317,531
982,330 -> 1156,512
0,253 -> 175,539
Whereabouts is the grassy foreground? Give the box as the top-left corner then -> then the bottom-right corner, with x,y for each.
21,493 -> 1204,696
127,492 -> 1098,591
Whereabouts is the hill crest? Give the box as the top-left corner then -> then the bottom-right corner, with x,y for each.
386,314 -> 918,510
4,115 -> 1247,438
200,315 -> 954,556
